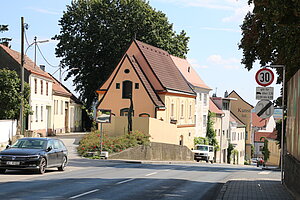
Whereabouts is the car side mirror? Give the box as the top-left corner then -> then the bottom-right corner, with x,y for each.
6,145 -> 11,149
46,146 -> 52,152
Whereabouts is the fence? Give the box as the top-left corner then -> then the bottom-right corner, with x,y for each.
0,120 -> 17,145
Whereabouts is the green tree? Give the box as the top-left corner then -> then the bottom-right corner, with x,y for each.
239,0 -> 300,83
0,25 -> 12,46
260,136 -> 271,162
194,137 -> 208,146
0,69 -> 31,119
54,0 -> 189,109
206,112 -> 219,151
227,143 -> 234,164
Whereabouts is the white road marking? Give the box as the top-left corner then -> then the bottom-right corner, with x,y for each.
115,178 -> 135,185
145,172 -> 157,177
258,171 -> 271,175
69,189 -> 99,199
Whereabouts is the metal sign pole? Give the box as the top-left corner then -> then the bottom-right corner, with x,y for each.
100,123 -> 103,153
280,66 -> 286,185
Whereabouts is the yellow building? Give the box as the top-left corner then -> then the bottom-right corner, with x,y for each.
97,40 -> 196,149
228,90 -> 254,161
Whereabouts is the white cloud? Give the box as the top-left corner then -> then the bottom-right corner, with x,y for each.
222,4 -> 254,22
207,54 -> 240,69
187,58 -> 208,69
25,7 -> 60,15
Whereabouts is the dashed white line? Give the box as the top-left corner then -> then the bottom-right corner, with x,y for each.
115,178 -> 135,185
69,189 -> 99,199
258,171 -> 271,175
145,172 -> 158,177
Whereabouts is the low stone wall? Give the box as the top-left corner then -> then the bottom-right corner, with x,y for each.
109,142 -> 194,161
284,154 -> 300,199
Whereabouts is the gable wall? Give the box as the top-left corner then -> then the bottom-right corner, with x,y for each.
99,58 -> 155,117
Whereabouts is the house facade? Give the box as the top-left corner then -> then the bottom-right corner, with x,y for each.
0,44 -> 82,136
171,56 -> 211,138
228,90 -> 254,161
97,40 -> 196,149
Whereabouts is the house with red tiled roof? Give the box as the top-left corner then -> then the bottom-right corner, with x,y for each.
0,44 -> 82,136
97,40 -> 196,148
171,55 -> 212,138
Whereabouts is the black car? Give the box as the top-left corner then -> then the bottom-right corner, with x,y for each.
0,137 -> 68,174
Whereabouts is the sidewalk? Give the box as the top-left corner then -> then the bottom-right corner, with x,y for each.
216,179 -> 295,200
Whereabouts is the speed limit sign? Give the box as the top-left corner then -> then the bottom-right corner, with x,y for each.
255,68 -> 274,86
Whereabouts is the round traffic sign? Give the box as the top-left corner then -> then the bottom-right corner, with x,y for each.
255,68 -> 274,86
255,100 -> 274,119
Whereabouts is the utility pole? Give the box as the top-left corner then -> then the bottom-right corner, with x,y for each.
20,17 -> 25,135
34,36 -> 37,68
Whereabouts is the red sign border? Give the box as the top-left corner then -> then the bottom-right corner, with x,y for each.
255,68 -> 274,87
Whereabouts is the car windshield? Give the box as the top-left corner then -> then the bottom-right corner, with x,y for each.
11,139 -> 47,149
196,146 -> 208,151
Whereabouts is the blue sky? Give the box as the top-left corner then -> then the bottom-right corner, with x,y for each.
1,0 -> 281,106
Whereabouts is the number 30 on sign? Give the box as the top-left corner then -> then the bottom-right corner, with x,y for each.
255,68 -> 274,87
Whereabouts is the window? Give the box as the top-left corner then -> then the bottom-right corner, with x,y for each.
34,79 -> 37,94
124,69 -> 130,74
189,105 -> 192,118
218,129 -> 221,136
35,106 -> 38,122
226,130 -> 229,138
46,82 -> 48,96
41,105 -> 43,121
122,81 -> 132,99
116,83 -> 120,89
40,80 -> 43,95
61,100 -> 63,115
204,94 -> 208,106
171,103 -> 174,118
135,83 -> 139,89
203,115 -> 207,127
181,104 -> 184,118
222,101 -> 229,110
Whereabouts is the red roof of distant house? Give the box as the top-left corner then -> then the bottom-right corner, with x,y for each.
0,44 -> 52,80
209,98 -> 224,114
252,112 -> 269,127
170,55 -> 211,90
254,131 -> 277,142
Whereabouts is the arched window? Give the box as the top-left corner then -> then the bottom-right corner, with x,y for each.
122,80 -> 132,99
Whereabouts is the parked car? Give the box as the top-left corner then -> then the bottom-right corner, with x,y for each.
192,144 -> 214,163
0,137 -> 68,174
251,157 -> 258,163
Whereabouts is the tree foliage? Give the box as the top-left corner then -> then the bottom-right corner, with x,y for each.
206,111 -> 219,150
54,0 -> 190,109
0,24 -> 12,45
260,136 -> 270,162
0,69 -> 31,119
227,143 -> 234,164
239,0 -> 300,83
194,137 -> 209,145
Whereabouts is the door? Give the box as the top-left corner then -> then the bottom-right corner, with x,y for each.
53,140 -> 64,165
46,106 -> 51,136
46,140 -> 57,166
65,102 -> 69,133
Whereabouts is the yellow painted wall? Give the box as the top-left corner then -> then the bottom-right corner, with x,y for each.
268,139 -> 280,166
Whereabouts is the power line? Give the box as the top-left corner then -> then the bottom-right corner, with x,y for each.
36,43 -> 59,68
24,29 -> 30,46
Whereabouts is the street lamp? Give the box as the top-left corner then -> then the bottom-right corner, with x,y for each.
267,64 -> 285,184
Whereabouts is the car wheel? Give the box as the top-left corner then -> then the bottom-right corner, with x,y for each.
58,156 -> 67,171
0,169 -> 6,174
196,159 -> 199,162
206,160 -> 209,163
38,158 -> 47,174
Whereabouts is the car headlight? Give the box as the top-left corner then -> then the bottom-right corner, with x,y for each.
28,155 -> 40,160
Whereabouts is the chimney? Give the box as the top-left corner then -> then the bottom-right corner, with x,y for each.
224,90 -> 228,98
40,65 -> 45,71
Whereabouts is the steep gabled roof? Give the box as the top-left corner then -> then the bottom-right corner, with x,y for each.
170,55 -> 211,90
209,98 -> 224,115
135,40 -> 195,95
129,56 -> 164,107
230,111 -> 246,127
228,90 -> 254,108
0,44 -> 52,80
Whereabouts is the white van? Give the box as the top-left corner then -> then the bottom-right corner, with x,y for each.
192,144 -> 214,163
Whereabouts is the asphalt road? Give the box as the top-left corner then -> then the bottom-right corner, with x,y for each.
0,136 -> 280,200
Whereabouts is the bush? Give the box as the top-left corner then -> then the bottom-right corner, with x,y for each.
77,130 -> 150,157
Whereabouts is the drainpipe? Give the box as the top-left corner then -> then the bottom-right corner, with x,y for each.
220,113 -> 225,163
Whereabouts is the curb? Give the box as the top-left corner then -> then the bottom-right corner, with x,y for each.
216,181 -> 229,200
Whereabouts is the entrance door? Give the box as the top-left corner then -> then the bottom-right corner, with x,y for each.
46,106 -> 51,136
65,102 -> 69,133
